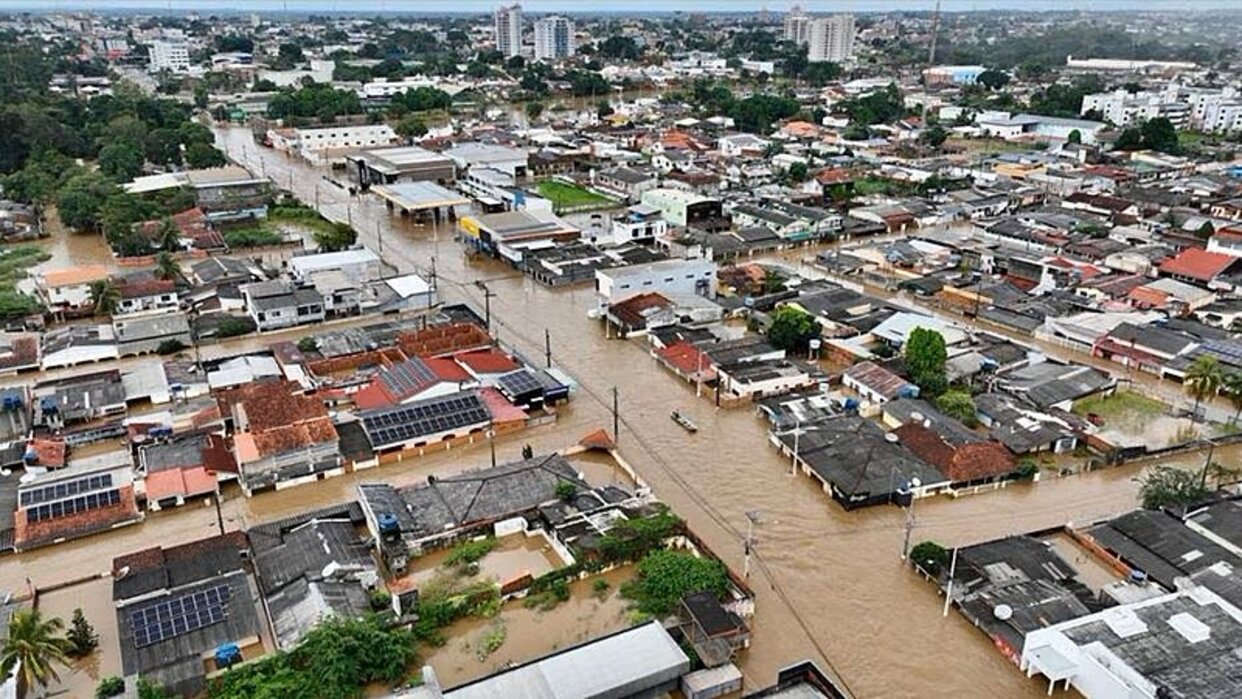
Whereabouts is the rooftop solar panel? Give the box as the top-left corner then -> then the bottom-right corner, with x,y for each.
26,489 -> 121,522
498,369 -> 543,398
361,392 -> 491,448
130,584 -> 231,649
20,474 -> 114,506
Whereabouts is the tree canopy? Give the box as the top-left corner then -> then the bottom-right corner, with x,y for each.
904,327 -> 948,398
767,306 -> 821,353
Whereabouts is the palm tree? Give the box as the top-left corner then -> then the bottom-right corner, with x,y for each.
1224,372 -> 1242,426
153,251 -> 182,283
0,608 -> 71,695
156,216 -> 180,252
1206,460 -> 1242,489
88,279 -> 121,317
1184,355 -> 1224,423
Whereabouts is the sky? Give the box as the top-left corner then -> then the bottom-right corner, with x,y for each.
11,0 -> 1242,13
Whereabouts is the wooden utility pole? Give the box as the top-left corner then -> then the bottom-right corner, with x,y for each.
612,386 -> 619,443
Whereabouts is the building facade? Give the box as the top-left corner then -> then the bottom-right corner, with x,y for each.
533,16 -> 574,61
807,15 -> 855,64
148,40 -> 190,73
783,6 -> 811,45
494,4 -> 523,58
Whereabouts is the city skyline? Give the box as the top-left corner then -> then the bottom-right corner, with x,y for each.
12,0 -> 1242,14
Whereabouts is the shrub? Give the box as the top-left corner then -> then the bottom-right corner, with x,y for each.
96,676 -> 125,698
297,336 -> 318,353
555,480 -> 577,503
910,541 -> 950,576
621,549 -> 730,617
369,589 -> 392,611
443,538 -> 496,568
156,339 -> 187,355
215,316 -> 256,338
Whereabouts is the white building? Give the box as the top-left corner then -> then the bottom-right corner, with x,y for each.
288,248 -> 383,285
494,4 -> 523,58
783,6 -> 811,45
607,204 -> 668,246
533,16 -> 574,61
273,125 -> 400,164
1080,87 -> 1191,128
807,15 -> 855,64
1021,586 -> 1242,699
1190,88 -> 1242,134
595,258 -> 717,305
148,40 -> 190,73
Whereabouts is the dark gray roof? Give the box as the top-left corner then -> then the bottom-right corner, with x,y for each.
998,362 -> 1114,409
252,518 -> 374,596
775,416 -> 944,508
1108,322 -> 1198,357
0,475 -> 16,551
1188,499 -> 1242,551
361,454 -> 586,540
140,434 -> 210,473
1089,510 -> 1242,589
974,392 -> 1072,454
117,570 -> 263,698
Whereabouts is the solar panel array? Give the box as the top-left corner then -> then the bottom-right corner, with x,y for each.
26,489 -> 121,522
20,474 -> 114,506
379,358 -> 436,398
362,393 -> 490,448
497,369 -> 543,398
130,584 -> 231,649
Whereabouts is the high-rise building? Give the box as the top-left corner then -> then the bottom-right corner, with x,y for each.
533,16 -> 575,61
148,40 -> 191,73
783,6 -> 811,45
807,14 -> 855,64
494,4 -> 523,58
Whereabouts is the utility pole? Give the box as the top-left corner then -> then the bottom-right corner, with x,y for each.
428,257 -> 437,311
901,477 -> 923,560
743,510 -> 763,580
1200,438 -> 1218,489
942,546 -> 959,617
544,328 -> 552,368
790,418 -> 801,476
214,490 -> 225,536
376,219 -> 383,257
474,281 -> 496,332
612,386 -> 619,443
488,428 -> 497,468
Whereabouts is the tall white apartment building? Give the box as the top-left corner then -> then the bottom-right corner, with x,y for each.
534,16 -> 575,61
1190,88 -> 1242,134
807,15 -> 855,64
494,4 -> 523,58
148,40 -> 190,73
783,6 -> 811,45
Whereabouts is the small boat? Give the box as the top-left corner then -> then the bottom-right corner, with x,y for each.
671,409 -> 698,433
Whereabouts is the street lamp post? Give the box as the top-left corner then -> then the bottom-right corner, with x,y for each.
901,477 -> 923,560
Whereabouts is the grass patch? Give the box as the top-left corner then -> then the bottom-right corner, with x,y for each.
474,621 -> 507,660
443,538 -> 497,569
523,577 -> 571,611
0,245 -> 52,318
269,204 -> 336,235
1073,390 -> 1166,420
223,226 -> 284,248
536,180 -> 615,209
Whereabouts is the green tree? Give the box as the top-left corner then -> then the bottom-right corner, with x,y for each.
935,390 -> 979,427
156,216 -> 180,252
766,306 -> 820,353
1115,127 -> 1144,151
96,676 -> 125,698
297,336 -> 318,353
395,114 -> 428,139
555,480 -> 577,502
785,161 -> 809,184
0,608 -> 71,695
904,327 -> 948,398
596,100 -> 615,119
184,142 -> 226,169
57,171 -> 118,231
525,101 -> 545,121
598,35 -> 643,61
66,608 -> 98,657
154,251 -> 182,282
314,222 -> 357,253
89,279 -> 121,316
1067,129 -> 1083,144
920,125 -> 948,149
975,69 -> 1010,91
1140,117 -> 1179,154
98,140 -> 145,181
1184,355 -> 1223,423
1136,465 -> 1208,511
621,549 -> 730,617
804,61 -> 841,87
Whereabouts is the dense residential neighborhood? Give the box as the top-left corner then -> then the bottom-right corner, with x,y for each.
0,2 -> 1241,698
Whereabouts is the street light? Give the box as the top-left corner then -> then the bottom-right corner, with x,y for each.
901,477 -> 922,561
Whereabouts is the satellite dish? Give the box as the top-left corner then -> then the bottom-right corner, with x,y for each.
884,432 -> 899,443
994,604 -> 1013,621
910,411 -> 924,423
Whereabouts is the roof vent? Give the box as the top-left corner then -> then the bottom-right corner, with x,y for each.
993,604 -> 1013,621
1168,612 -> 1210,644
885,433 -> 899,443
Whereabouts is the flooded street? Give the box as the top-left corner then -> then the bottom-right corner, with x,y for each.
4,122 -> 1228,698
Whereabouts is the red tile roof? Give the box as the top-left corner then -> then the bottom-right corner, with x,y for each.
1159,248 -> 1236,282
455,349 -> 520,375
145,466 -> 218,502
15,485 -> 140,549
479,386 -> 527,425
219,380 -> 329,433
398,322 -> 491,357
26,438 -> 65,469
578,428 -> 616,451
608,292 -> 672,329
893,423 -> 1015,482
117,278 -> 175,300
655,341 -> 715,380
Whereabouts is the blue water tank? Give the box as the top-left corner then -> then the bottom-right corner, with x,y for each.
2,394 -> 22,411
40,396 -> 58,413
215,643 -> 242,668
843,397 -> 860,412
378,513 -> 400,534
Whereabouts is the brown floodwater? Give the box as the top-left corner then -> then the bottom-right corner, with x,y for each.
408,534 -> 566,589
4,124 -> 1236,699
416,565 -> 637,689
